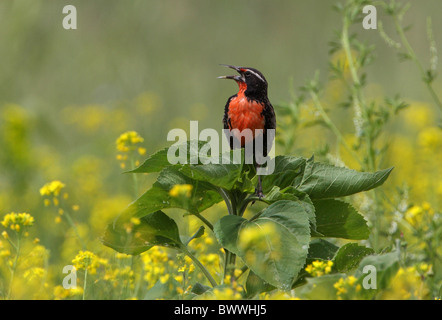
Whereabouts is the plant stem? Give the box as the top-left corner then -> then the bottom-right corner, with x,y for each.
181,246 -> 217,287
309,90 -> 363,167
63,210 -> 87,250
83,268 -> 88,300
7,235 -> 21,300
192,212 -> 214,231
341,12 -> 386,250
130,158 -> 139,197
392,15 -> 442,112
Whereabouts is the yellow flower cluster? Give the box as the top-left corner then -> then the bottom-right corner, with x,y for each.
333,276 -> 361,299
104,265 -> 135,289
305,260 -> 334,277
53,285 -> 83,300
418,126 -> 442,150
212,286 -> 243,300
72,250 -> 108,275
24,267 -> 45,283
141,246 -> 170,288
381,265 -> 430,300
404,202 -> 435,230
39,180 -> 65,197
1,212 -> 34,234
174,254 -> 196,295
115,131 -> 146,169
169,184 -> 193,198
40,180 -> 67,207
259,291 -> 300,300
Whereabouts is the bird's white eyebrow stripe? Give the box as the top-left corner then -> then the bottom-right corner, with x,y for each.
244,69 -> 265,83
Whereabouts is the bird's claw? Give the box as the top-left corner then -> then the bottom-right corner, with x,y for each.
255,187 -> 264,200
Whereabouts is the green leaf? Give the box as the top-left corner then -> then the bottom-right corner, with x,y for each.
129,146 -> 171,174
307,239 -> 340,262
297,158 -> 393,199
245,270 -> 275,298
190,283 -> 211,295
333,243 -> 374,273
214,200 -> 311,289
130,140 -> 207,174
312,199 -> 369,240
102,211 -> 183,255
262,156 -> 306,193
124,167 -> 222,219
264,186 -> 316,231
179,152 -> 244,191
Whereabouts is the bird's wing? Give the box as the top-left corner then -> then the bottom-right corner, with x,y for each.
223,94 -> 236,130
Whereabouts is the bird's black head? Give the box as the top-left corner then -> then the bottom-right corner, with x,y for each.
218,64 -> 268,99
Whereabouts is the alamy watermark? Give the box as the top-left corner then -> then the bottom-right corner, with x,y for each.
167,121 -> 276,175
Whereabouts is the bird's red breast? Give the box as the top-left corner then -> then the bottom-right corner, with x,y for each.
227,84 -> 265,146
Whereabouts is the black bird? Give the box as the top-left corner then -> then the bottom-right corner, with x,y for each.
218,65 -> 276,198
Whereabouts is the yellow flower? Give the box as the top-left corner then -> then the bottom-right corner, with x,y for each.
1,212 -> 34,233
116,131 -> 144,153
39,180 -> 65,197
72,250 -> 108,275
138,147 -> 147,155
418,126 -> 442,150
333,275 -> 359,299
169,184 -> 193,198
403,103 -> 434,129
24,267 -> 45,283
53,285 -> 83,300
305,260 -> 334,277
381,266 -> 429,300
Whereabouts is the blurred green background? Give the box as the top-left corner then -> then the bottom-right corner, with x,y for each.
0,0 -> 441,299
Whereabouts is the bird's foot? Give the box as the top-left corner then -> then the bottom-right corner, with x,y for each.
254,187 -> 264,200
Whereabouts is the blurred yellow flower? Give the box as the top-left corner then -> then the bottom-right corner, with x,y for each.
116,131 -> 144,153
381,266 -> 429,300
72,250 -> 108,275
305,260 -> 334,277
404,203 -> 434,230
334,276 -> 360,299
403,103 -> 434,129
1,212 -> 34,232
39,180 -> 66,197
24,267 -> 45,283
418,126 -> 442,150
169,184 -> 193,198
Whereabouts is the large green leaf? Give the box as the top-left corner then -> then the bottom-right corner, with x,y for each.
312,199 -> 369,240
129,146 -> 171,174
261,156 -> 306,193
307,239 -> 340,262
264,186 -> 316,231
333,243 -> 374,273
124,166 -> 222,219
214,200 -> 311,289
297,158 -> 393,199
102,211 -> 183,255
245,270 -> 275,298
130,140 -> 207,174
179,152 -> 245,191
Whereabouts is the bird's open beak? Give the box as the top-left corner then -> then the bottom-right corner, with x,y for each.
218,64 -> 245,82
